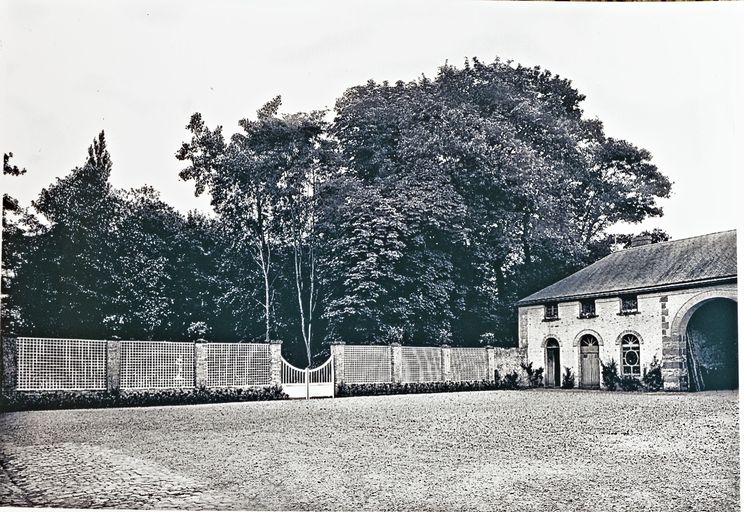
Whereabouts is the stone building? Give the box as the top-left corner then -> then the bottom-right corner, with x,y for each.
516,230 -> 737,391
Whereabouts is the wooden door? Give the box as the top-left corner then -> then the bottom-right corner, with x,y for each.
546,342 -> 560,387
580,339 -> 600,389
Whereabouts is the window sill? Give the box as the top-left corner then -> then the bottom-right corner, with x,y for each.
578,314 -> 598,319
617,311 -> 640,316
542,317 -> 560,323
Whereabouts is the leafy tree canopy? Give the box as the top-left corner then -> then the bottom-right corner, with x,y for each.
3,58 -> 672,355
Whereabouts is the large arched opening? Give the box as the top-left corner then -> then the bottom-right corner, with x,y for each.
686,298 -> 738,391
667,289 -> 738,391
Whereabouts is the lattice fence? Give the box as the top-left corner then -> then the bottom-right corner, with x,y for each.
450,347 -> 488,382
344,345 -> 392,383
401,346 -> 442,383
16,337 -> 107,390
205,343 -> 271,387
120,341 -> 194,389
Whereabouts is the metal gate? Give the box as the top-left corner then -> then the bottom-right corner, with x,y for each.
281,355 -> 335,399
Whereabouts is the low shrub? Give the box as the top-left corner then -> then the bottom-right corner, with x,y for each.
336,380 -> 502,398
601,357 -> 661,392
501,371 -> 521,390
617,375 -> 643,391
601,359 -> 619,391
561,367 -> 575,389
520,362 -> 544,388
642,357 -> 664,391
0,385 -> 287,412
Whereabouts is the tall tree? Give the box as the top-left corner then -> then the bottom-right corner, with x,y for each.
278,112 -> 335,364
177,98 -> 333,354
328,58 -> 671,344
1,153 -> 34,337
22,131 -> 120,337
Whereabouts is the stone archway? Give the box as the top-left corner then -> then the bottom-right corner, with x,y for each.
664,288 -> 738,391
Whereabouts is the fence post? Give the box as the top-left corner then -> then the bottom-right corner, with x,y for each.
106,339 -> 121,393
194,342 -> 208,389
331,355 -> 336,398
330,342 -> 345,386
485,345 -> 495,381
441,344 -> 451,382
1,337 -> 18,395
269,340 -> 283,387
391,343 -> 403,383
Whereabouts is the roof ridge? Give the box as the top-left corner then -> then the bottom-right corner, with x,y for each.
516,229 -> 737,306
616,229 -> 736,253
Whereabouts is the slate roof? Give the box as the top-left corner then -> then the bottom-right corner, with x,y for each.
517,230 -> 737,306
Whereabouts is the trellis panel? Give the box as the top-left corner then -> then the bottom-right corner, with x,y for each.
16,337 -> 107,390
450,347 -> 488,382
401,346 -> 442,383
120,341 -> 194,389
344,345 -> 392,384
205,343 -> 271,387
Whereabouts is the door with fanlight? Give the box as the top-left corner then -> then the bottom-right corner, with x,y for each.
580,334 -> 600,389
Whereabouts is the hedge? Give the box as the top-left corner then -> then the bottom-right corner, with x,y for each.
336,380 -> 503,397
0,385 -> 287,412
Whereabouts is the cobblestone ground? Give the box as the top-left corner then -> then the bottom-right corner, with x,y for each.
0,390 -> 739,510
0,443 -> 239,508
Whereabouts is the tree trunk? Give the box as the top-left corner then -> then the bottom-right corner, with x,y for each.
294,240 -> 310,365
521,212 -> 532,266
263,267 -> 270,343
255,196 -> 272,344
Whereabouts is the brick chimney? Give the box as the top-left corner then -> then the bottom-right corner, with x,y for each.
630,234 -> 653,247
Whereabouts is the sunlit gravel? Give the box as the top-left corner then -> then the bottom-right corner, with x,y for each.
0,389 -> 738,511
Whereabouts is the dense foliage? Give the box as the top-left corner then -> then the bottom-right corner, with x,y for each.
520,362 -> 544,388
561,367 -> 576,389
642,357 -> 664,391
337,380 -> 503,398
0,385 -> 287,412
600,359 -> 620,391
601,358 -> 662,392
1,58 -> 671,366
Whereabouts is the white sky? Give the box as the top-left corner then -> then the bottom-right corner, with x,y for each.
2,0 -> 743,241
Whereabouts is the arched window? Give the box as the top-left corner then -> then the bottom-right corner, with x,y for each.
621,334 -> 641,375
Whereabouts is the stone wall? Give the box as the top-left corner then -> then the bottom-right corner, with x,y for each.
520,283 -> 737,390
492,347 -> 527,379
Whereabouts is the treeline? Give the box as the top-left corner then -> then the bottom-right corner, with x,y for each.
2,58 -> 671,365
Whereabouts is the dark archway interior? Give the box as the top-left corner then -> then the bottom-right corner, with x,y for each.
686,299 -> 738,391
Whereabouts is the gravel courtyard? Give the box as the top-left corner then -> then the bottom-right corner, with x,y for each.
0,389 -> 738,511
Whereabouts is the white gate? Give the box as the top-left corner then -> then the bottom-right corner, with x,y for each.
281,355 -> 335,399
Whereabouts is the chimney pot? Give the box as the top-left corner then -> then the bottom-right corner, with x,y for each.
631,234 -> 653,247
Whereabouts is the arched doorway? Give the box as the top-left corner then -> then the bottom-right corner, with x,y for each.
545,338 -> 561,387
579,334 -> 600,389
686,298 -> 738,391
